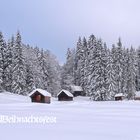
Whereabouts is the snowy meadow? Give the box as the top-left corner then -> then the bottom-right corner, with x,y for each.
0,93 -> 140,140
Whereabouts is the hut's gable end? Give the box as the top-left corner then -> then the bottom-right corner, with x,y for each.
114,93 -> 124,101
29,89 -> 51,104
58,90 -> 73,101
70,85 -> 84,96
29,88 -> 51,97
58,91 -> 69,98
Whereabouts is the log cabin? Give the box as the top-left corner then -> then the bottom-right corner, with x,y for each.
29,88 -> 51,104
57,90 -> 73,101
115,93 -> 124,101
70,85 -> 83,97
134,91 -> 140,100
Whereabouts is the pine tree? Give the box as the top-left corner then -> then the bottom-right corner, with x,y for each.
115,38 -> 124,93
126,47 -> 136,99
12,31 -> 26,95
78,37 -> 87,94
38,49 -> 49,90
136,47 -> 140,91
106,49 -> 117,100
90,39 -> 107,101
74,37 -> 81,85
25,63 -> 34,93
5,36 -> 14,92
85,35 -> 97,96
0,32 -> 8,91
61,48 -> 75,90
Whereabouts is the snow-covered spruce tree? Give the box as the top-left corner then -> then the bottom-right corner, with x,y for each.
84,35 -> 97,96
126,47 -> 136,99
61,48 -> 75,90
30,46 -> 43,89
90,39 -> 107,101
74,37 -> 88,94
120,47 -> 132,96
114,38 -> 124,93
89,38 -> 100,100
74,37 -> 83,86
82,38 -> 91,96
5,36 -> 15,92
38,49 -> 49,90
102,43 -> 110,100
136,47 -> 140,91
106,48 -> 117,100
0,32 -> 8,91
12,31 -> 26,95
79,37 -> 88,94
25,62 -> 34,93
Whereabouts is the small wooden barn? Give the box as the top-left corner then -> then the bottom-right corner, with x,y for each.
115,93 -> 125,101
70,85 -> 83,97
29,88 -> 51,104
57,90 -> 73,101
134,92 -> 140,100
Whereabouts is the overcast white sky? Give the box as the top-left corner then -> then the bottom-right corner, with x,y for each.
0,0 -> 140,62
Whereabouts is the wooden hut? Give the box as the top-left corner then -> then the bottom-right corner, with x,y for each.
134,92 -> 140,100
70,85 -> 83,97
29,88 -> 51,104
115,93 -> 124,101
57,90 -> 73,101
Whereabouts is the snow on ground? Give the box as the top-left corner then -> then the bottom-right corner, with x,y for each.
0,92 -> 31,103
0,93 -> 140,140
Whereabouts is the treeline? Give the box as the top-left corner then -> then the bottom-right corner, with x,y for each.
62,35 -> 140,101
1,31 -> 140,100
0,31 -> 61,95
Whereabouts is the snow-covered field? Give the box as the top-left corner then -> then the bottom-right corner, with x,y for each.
1,93 -> 140,140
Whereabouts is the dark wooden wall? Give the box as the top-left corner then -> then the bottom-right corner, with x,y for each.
115,96 -> 123,101
30,91 -> 51,104
58,92 -> 73,101
73,91 -> 83,97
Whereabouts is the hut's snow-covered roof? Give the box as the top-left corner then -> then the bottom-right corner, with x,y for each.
115,93 -> 124,97
29,88 -> 51,97
57,90 -> 73,97
71,85 -> 83,92
135,91 -> 140,98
